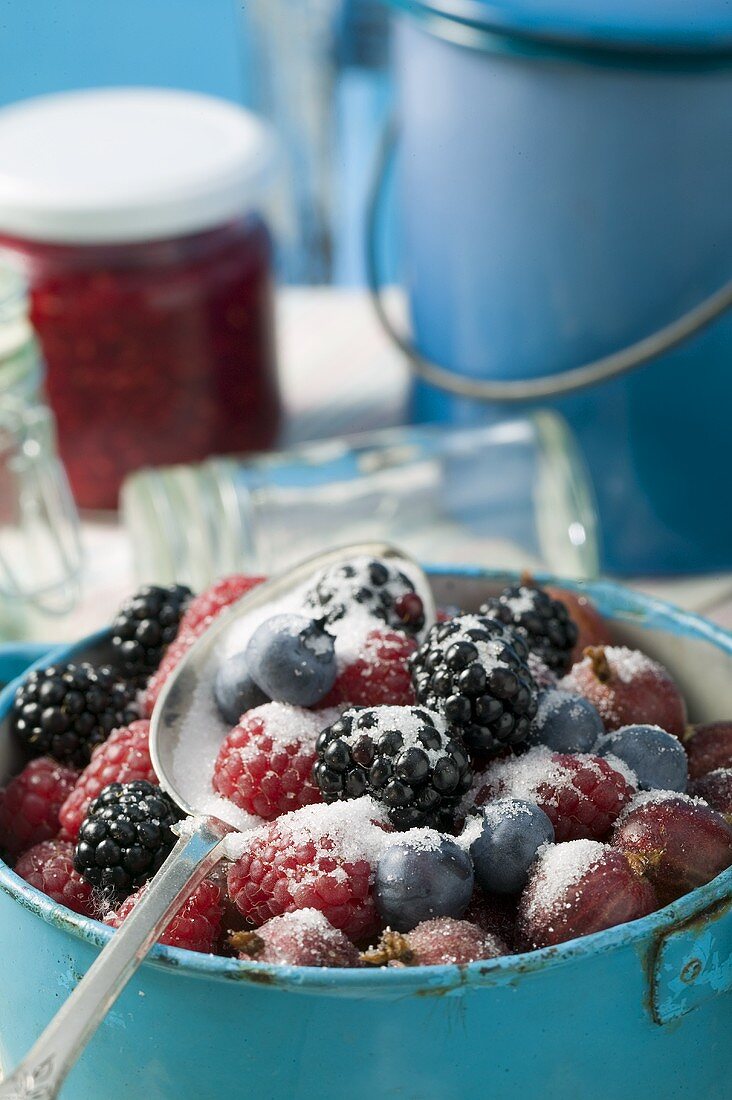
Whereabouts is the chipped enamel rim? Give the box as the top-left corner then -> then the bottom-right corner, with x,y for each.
0,567 -> 731,996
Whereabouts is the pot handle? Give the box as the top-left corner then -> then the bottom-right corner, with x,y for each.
650,888 -> 732,1025
367,119 -> 732,403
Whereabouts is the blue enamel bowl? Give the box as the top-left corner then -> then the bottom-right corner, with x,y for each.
1,569 -> 731,1099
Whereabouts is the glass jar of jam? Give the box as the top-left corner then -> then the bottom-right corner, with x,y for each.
0,89 -> 282,509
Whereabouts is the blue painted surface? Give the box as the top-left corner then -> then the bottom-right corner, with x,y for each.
392,15 -> 732,574
0,574 -> 731,1097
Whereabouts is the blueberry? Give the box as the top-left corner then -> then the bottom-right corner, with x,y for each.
246,614 -> 337,707
469,798 -> 554,894
213,651 -> 269,725
374,837 -> 474,932
595,724 -> 688,792
527,689 -> 603,753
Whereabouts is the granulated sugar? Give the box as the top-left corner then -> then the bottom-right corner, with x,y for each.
615,788 -> 706,825
235,703 -> 340,757
502,589 -> 536,616
523,840 -> 606,919
223,795 -> 393,866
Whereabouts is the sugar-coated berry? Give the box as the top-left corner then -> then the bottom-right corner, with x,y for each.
374,837 -> 474,932
518,841 -> 658,949
107,878 -> 224,954
322,629 -> 416,707
246,614 -> 337,707
232,909 -> 361,967
480,582 -> 579,675
560,646 -> 687,737
611,794 -> 732,905
469,798 -> 554,895
363,918 -> 507,966
595,724 -> 688,792
303,557 -> 425,635
213,650 -> 269,725
527,689 -> 604,754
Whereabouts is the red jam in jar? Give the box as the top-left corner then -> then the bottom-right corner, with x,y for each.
0,89 -> 282,509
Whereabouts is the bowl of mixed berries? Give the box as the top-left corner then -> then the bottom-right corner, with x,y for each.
0,555 -> 731,1100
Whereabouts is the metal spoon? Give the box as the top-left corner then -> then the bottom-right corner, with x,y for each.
0,543 -> 432,1099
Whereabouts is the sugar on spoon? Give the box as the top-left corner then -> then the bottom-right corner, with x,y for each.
0,543 -> 433,1099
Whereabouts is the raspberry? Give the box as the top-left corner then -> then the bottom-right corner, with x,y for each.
362,918 -> 506,966
15,839 -> 96,916
59,720 -> 156,841
684,722 -> 732,780
322,629 -> 417,707
518,840 -> 658,950
474,747 -> 636,842
180,574 -> 266,636
226,798 -> 390,941
689,768 -> 732,815
213,704 -> 337,821
107,878 -> 224,953
231,909 -> 361,967
0,757 -> 78,859
611,793 -> 732,904
560,646 -> 687,737
142,574 -> 265,716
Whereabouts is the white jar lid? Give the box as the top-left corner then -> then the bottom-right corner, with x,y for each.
0,88 -> 279,245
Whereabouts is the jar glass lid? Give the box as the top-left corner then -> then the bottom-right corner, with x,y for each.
0,89 -> 279,245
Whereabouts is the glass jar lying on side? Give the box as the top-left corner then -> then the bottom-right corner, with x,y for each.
122,412 -> 599,590
0,89 -> 282,510
0,267 -> 81,639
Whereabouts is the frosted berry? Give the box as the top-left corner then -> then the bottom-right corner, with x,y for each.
410,614 -> 538,757
231,909 -> 360,967
684,722 -> 732,780
111,583 -> 192,679
213,703 -> 336,820
518,840 -> 657,949
0,757 -> 78,859
59,720 -> 157,841
303,556 -> 424,635
15,839 -> 96,916
468,798 -> 554,895
107,878 -> 224,953
374,836 -> 474,931
481,581 -> 579,675
527,689 -> 604,754
322,629 -> 417,707
689,768 -> 732,815
363,918 -> 507,966
226,798 -> 389,941
74,780 -> 182,895
313,705 -> 472,831
474,747 -> 636,842
246,614 -> 337,706
611,794 -> 732,904
595,724 -> 688,792
12,663 -> 138,766
213,650 -> 269,725
142,574 -> 265,716
560,646 -> 687,737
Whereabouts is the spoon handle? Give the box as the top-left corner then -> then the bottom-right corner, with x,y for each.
0,816 -> 230,1100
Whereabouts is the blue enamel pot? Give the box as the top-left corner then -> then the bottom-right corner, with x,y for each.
379,0 -> 732,575
1,570 -> 731,1099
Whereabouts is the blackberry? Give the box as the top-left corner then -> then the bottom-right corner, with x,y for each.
74,780 -> 182,895
410,615 -> 538,757
303,557 -> 425,635
111,583 -> 192,680
313,705 -> 472,830
11,663 -> 138,767
480,582 -> 578,675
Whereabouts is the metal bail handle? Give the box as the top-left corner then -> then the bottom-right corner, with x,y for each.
366,120 -> 732,403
